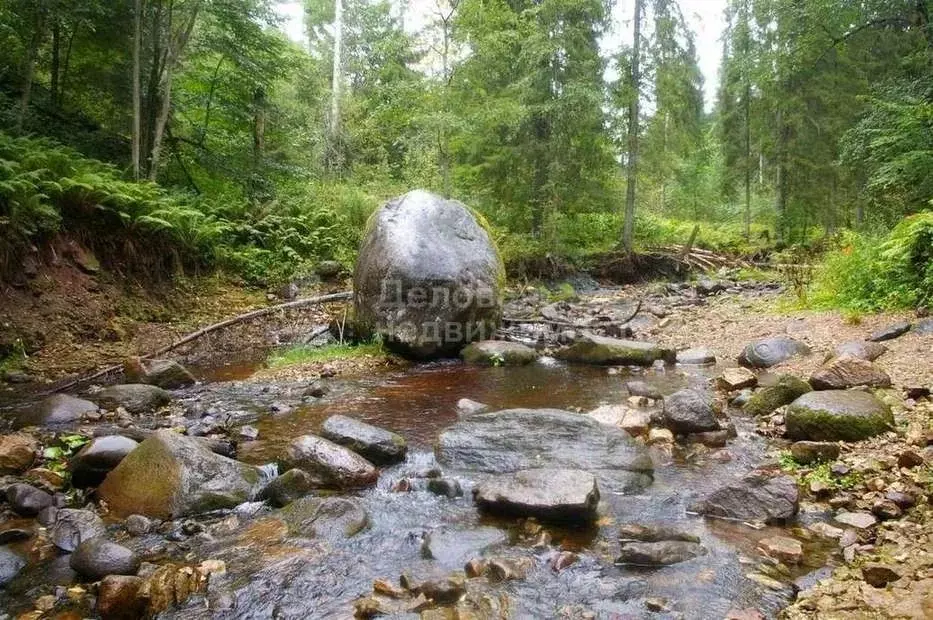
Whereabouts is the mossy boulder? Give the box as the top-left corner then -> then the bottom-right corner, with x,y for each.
743,375 -> 812,417
461,340 -> 538,366
555,332 -> 675,366
785,390 -> 894,442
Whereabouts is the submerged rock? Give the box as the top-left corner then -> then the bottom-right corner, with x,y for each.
689,472 -> 799,524
616,540 -> 707,566
124,358 -> 196,389
69,435 -> 139,488
461,340 -> 538,366
14,393 -> 99,429
70,538 -> 141,580
277,496 -> 368,539
353,190 -> 503,359
809,355 -> 891,390
738,337 -> 810,368
320,414 -> 407,465
785,390 -> 894,441
743,375 -> 811,417
420,526 -> 508,568
662,389 -> 720,434
98,430 -> 261,518
618,523 -> 700,543
457,398 -> 490,417
281,434 -> 378,488
555,332 -> 674,366
259,468 -> 317,507
93,384 -> 171,414
473,468 -> 599,523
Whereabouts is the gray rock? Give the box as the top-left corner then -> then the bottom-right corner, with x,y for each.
556,332 -> 675,366
689,472 -> 799,524
70,538 -> 140,580
676,347 -> 716,365
456,398 -> 489,417
436,408 -> 653,490
618,523 -> 700,543
662,389 -> 719,434
125,358 -> 195,389
93,384 -> 171,414
97,430 -> 261,519
6,482 -> 53,516
868,321 -> 911,342
696,279 -> 727,296
353,190 -> 503,358
789,441 -> 840,464
473,468 -> 599,523
461,340 -> 538,366
281,434 -> 378,488
420,526 -> 508,568
320,414 -> 407,465
0,546 -> 25,586
14,394 -> 99,429
616,541 -> 707,566
426,478 -> 462,498
809,355 -> 892,390
124,514 -> 153,536
785,390 -> 894,441
913,318 -> 933,335
315,260 -> 344,279
625,380 -> 662,400
833,341 -> 887,361
259,468 -> 317,507
738,337 -> 810,368
277,496 -> 368,540
50,508 -> 106,552
69,435 -> 139,488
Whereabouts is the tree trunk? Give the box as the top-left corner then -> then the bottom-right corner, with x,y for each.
327,0 -> 344,173
252,87 -> 266,166
621,0 -> 643,253
742,0 -> 751,239
16,11 -> 46,133
50,21 -> 61,108
132,0 -> 143,180
774,109 -> 787,245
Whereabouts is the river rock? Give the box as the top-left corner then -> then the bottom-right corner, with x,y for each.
738,337 -> 810,368
124,358 -> 195,389
0,433 -> 39,473
861,563 -> 901,587
70,538 -> 141,580
809,355 -> 891,390
789,441 -> 840,464
472,468 -> 599,523
743,375 -> 812,416
868,321 -> 911,342
436,408 -> 653,490
556,332 -> 674,366
353,190 -> 503,358
97,575 -> 146,620
315,260 -> 344,279
689,472 -> 799,524
281,435 -> 378,488
696,278 -> 727,296
0,546 -> 25,586
587,405 -> 651,437
676,347 -> 716,365
6,482 -> 53,516
662,389 -> 719,434
624,380 -> 662,401
616,540 -> 707,566
717,367 -> 757,391
69,435 -> 139,488
320,414 -> 407,465
785,390 -> 894,441
757,535 -> 803,564
277,496 -> 368,539
420,526 -> 508,568
259,469 -> 317,507
50,508 -> 106,552
124,515 -> 153,536
834,510 -> 877,529
456,398 -> 489,417
93,384 -> 171,414
98,430 -> 261,518
618,523 -> 700,543
14,394 -> 99,429
426,477 -> 463,498
833,341 -> 887,361
461,340 -> 538,366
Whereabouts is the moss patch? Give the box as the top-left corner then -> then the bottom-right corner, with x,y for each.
785,405 -> 894,441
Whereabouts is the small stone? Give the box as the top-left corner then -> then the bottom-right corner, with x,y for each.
238,425 -> 259,441
871,499 -> 902,520
125,514 -> 153,536
0,433 -> 39,473
839,529 -> 859,548
757,535 -> 803,564
884,491 -> 915,509
861,563 -> 901,587
625,380 -> 662,400
645,597 -> 671,612
718,368 -> 757,391
457,398 -> 489,417
677,347 -> 716,365
790,441 -> 840,465
426,478 -> 463,499
647,428 -> 674,444
70,538 -> 141,580
807,522 -> 843,539
50,509 -> 106,552
487,557 -> 532,582
809,480 -> 832,497
897,450 -> 924,469
834,511 -> 877,529
830,462 -> 851,477
6,483 -> 53,516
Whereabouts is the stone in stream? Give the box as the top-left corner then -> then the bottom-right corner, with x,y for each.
689,472 -> 799,524
472,468 -> 599,523
809,355 -> 891,390
676,347 -> 716,365
717,367 -> 757,391
420,526 -> 508,568
0,433 -> 39,473
832,341 -> 887,362
6,482 -> 53,516
743,374 -> 812,417
456,398 -> 489,417
14,393 -> 99,429
97,575 -> 146,620
587,405 -> 651,437
97,430 -> 261,519
757,535 -> 803,564
124,358 -> 196,389
280,434 -> 378,488
615,540 -> 707,566
320,414 -> 407,465
258,468 -> 317,507
738,337 -> 810,369
92,384 -> 171,414
426,478 -> 463,498
461,340 -> 538,366
277,496 -> 368,539
861,563 -> 901,588
868,320 -> 911,342
555,332 -> 675,366
69,435 -> 139,488
0,546 -> 26,586
625,380 -> 663,400
353,190 -> 503,359
436,408 -> 653,491
50,508 -> 106,552
789,441 -> 840,464
785,390 -> 894,442
662,389 -> 720,434
618,523 -> 700,543
70,538 -> 141,581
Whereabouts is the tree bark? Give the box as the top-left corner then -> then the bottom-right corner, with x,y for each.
50,20 -> 61,108
132,0 -> 143,179
742,0 -> 751,239
621,0 -> 643,253
327,0 -> 344,173
16,10 -> 46,133
774,108 -> 788,244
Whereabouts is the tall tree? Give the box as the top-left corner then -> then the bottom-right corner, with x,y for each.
621,0 -> 643,252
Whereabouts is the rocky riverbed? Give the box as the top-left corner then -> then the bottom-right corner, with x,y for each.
0,278 -> 930,619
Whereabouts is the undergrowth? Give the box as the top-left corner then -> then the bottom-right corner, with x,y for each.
266,341 -> 387,368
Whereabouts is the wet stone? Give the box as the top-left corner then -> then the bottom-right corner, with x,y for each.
125,514 -> 154,536
70,538 -> 141,581
15,394 -> 99,429
0,546 -> 25,586
461,340 -> 538,366
320,414 -> 407,465
426,477 -> 463,498
93,384 -> 171,414
790,441 -> 840,465
277,496 -> 368,540
757,535 -> 803,564
281,434 -> 378,488
616,541 -> 707,566
50,508 -> 106,552
97,575 -> 146,620
0,433 -> 39,473
718,367 -> 757,391
457,398 -> 489,417
689,472 -> 799,524
6,482 -> 53,516
259,468 -> 317,507
618,523 -> 700,543
69,435 -> 139,488
785,390 -> 894,442
833,511 -> 877,529
809,355 -> 891,390
662,389 -> 719,434
625,380 -> 662,400
472,468 -> 599,523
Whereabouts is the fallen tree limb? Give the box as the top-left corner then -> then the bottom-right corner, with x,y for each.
44,291 -> 353,395
501,299 -> 641,331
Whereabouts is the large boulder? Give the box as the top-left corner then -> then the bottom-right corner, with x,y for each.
743,375 -> 812,417
472,468 -> 599,523
689,472 -> 799,524
662,389 -> 720,434
461,340 -> 538,366
280,435 -> 378,488
124,358 -> 195,389
69,435 -> 140,488
0,433 -> 39,473
320,414 -> 407,465
436,408 -> 653,491
92,384 -> 171,414
555,332 -> 674,366
738,337 -> 810,368
809,355 -> 892,390
14,394 -> 99,429
785,390 -> 894,441
97,430 -> 261,518
353,190 -> 503,358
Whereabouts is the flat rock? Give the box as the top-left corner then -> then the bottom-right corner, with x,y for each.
461,340 -> 538,366
833,341 -> 887,361
738,337 -> 810,368
689,472 -> 799,524
320,414 -> 407,465
50,508 -> 106,552
70,538 -> 141,580
420,526 -> 508,568
718,368 -> 757,391
473,468 -> 599,523
15,394 -> 99,429
868,321 -> 911,342
618,523 -> 700,543
743,375 -> 811,416
676,347 -> 716,365
757,535 -> 803,564
616,541 -> 707,566
663,389 -> 719,434
555,332 -> 674,366
93,384 -> 171,414
0,433 -> 39,473
809,355 -> 891,390
588,404 -> 651,437
834,510 -> 877,529
785,390 -> 894,441
69,435 -> 139,488
281,434 -> 378,488
789,441 -> 840,464
277,496 -> 368,540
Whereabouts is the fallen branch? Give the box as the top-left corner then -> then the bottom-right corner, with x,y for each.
501,299 -> 641,331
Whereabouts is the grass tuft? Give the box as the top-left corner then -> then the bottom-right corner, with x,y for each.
266,342 -> 387,368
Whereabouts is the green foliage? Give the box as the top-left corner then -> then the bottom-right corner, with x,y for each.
266,341 -> 386,367
779,452 -> 862,491
42,433 -> 91,474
